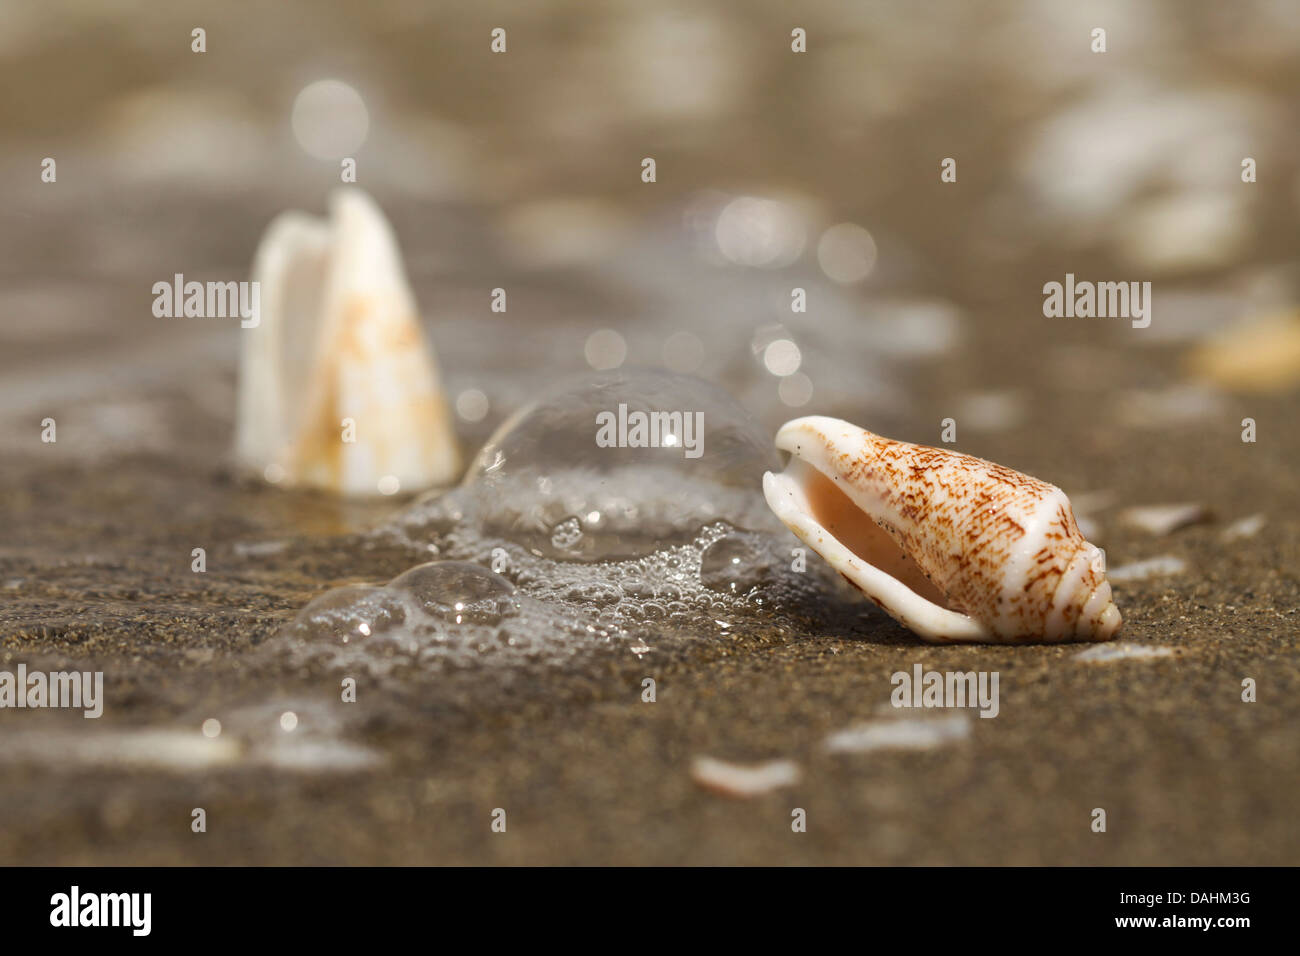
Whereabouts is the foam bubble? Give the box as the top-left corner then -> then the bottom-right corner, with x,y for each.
453,368 -> 782,560
388,561 -> 518,625
277,371 -> 855,681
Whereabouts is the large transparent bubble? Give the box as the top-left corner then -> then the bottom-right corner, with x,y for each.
454,368 -> 783,560
387,561 -> 518,625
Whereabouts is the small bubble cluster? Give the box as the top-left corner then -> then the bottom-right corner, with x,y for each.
275,560 -> 614,675
271,558 -> 634,677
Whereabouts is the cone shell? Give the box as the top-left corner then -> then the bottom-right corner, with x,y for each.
235,188 -> 460,495
763,416 -> 1122,644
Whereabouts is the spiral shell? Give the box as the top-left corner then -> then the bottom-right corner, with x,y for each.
763,416 -> 1121,644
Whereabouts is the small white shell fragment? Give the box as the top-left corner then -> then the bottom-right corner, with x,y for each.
1107,555 -> 1188,583
0,729 -> 242,771
689,756 -> 800,798
236,188 -> 460,495
763,416 -> 1121,644
825,714 -> 970,754
233,539 -> 289,558
0,728 -> 382,773
1222,513 -> 1266,542
1074,643 -> 1175,663
1119,503 -> 1210,536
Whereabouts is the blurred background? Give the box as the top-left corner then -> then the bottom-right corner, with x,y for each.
3,0 -> 1299,463
1,0 -> 1298,865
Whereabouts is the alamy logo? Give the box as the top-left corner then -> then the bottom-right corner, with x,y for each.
0,664 -> 103,718
50,886 -> 151,936
1042,273 -> 1151,328
152,273 -> 261,328
891,663 -> 999,718
595,404 -> 704,459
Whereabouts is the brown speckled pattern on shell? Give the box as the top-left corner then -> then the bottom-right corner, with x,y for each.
775,417 -> 1121,643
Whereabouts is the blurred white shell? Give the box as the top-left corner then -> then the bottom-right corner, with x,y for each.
763,416 -> 1121,644
235,188 -> 460,495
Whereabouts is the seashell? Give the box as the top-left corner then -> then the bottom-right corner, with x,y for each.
689,756 -> 801,798
1119,502 -> 1210,536
1106,555 -> 1186,583
762,416 -> 1121,644
235,188 -> 460,495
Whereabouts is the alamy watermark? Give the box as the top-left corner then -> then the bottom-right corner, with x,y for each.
595,403 -> 704,459
50,886 -> 150,936
892,663 -> 999,718
0,664 -> 103,718
1043,273 -> 1151,329
152,273 -> 260,328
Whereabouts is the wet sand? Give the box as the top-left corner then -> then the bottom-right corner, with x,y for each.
1,325 -> 1295,865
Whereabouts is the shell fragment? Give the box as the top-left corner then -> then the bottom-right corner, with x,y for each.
235,188 -> 460,495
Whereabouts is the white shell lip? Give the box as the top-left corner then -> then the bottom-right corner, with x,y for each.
762,464 -> 990,643
765,415 -> 1122,644
235,188 -> 460,496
